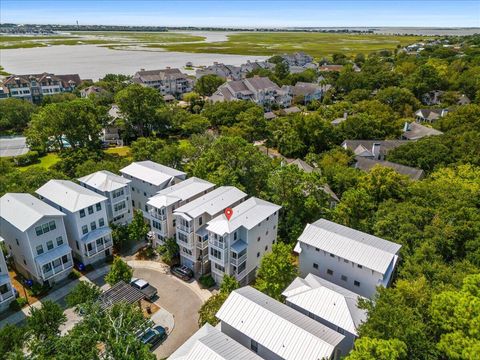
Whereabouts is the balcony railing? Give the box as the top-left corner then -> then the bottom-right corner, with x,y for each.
177,224 -> 192,233
197,239 -> 209,250
209,239 -> 226,249
149,210 -> 166,221
42,260 -> 73,280
231,253 -> 247,267
177,232 -> 194,248
85,238 -> 112,257
0,289 -> 15,303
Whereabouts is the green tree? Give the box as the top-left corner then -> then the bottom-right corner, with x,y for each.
198,292 -> 228,327
194,74 -> 225,96
219,274 -> 240,294
105,257 -> 133,285
0,324 -> 27,357
375,87 -> 420,117
0,98 -> 37,133
130,137 -> 166,161
255,242 -> 298,300
27,300 -> 66,340
66,281 -> 102,308
347,338 -> 408,360
129,209 -> 150,242
157,237 -> 179,265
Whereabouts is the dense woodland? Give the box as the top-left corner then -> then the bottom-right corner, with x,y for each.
0,34 -> 479,359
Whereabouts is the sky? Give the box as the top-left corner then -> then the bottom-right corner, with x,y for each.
1,1 -> 479,28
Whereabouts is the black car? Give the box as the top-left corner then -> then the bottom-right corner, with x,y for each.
130,278 -> 158,301
140,325 -> 167,348
170,264 -> 194,281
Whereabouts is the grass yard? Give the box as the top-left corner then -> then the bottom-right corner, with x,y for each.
104,146 -> 131,158
160,32 -> 430,58
17,152 -> 61,171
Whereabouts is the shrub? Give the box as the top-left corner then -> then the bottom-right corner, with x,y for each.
199,274 -> 215,289
27,283 -> 49,297
68,269 -> 81,279
9,297 -> 28,311
14,151 -> 39,166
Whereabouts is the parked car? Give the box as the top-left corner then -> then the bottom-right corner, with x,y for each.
140,325 -> 167,348
170,264 -> 194,281
130,278 -> 158,301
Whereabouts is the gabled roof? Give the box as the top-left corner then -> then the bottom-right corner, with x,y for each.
169,323 -> 262,360
120,161 -> 186,187
216,286 -> 344,360
36,180 -> 107,213
297,219 -> 401,274
354,156 -> 425,181
0,193 -> 65,232
174,186 -> 247,219
342,140 -> 409,157
206,197 -> 281,235
78,170 -> 131,192
147,177 -> 215,209
402,122 -> 443,140
283,274 -> 367,335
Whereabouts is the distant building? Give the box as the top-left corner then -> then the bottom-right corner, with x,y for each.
283,273 -> 368,355
196,62 -> 241,80
415,109 -> 448,123
353,156 -> 425,181
318,65 -> 344,72
402,121 -> 443,140
217,286 -> 345,360
80,85 -> 106,98
2,73 -> 81,103
0,240 -> 15,312
290,81 -> 327,103
240,60 -> 274,77
133,68 -> 193,97
0,193 -> 73,286
210,76 -> 292,109
120,161 -> 186,216
78,170 -> 133,225
341,140 -> 409,161
294,219 -> 402,298
36,180 -> 112,266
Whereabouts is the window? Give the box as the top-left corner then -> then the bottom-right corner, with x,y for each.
91,221 -> 97,231
327,269 -> 333,275
87,243 -> 93,252
341,275 -> 348,281
251,340 -> 258,353
88,206 -> 94,215
82,225 -> 88,234
36,245 -> 44,255
46,241 -> 54,250
152,220 -> 162,231
214,263 -> 225,272
144,204 -> 148,211
266,230 -> 269,236
96,238 -> 104,246
265,245 -> 268,251
131,187 -> 135,192
354,280 -> 361,287
35,226 -> 43,236
357,264 -> 363,269
114,201 -> 126,212
0,284 -> 9,295
198,216 -> 202,226
234,232 -> 237,241
53,258 -> 61,268
56,236 -> 64,246
62,255 -> 69,264
49,221 -> 56,230
42,263 -> 52,274
99,218 -> 105,227
210,248 -> 222,260
76,241 -> 80,250
257,252 -> 260,258
96,203 -> 101,211
257,236 -> 260,242
16,239 -> 19,246
143,192 -> 147,197
80,209 -> 86,218
42,223 -> 50,233
313,263 -> 318,269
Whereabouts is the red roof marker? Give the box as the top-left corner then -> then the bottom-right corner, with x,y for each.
225,207 -> 233,221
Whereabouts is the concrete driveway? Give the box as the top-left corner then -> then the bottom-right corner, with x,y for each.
132,267 -> 205,359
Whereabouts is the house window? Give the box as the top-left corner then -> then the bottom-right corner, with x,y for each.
265,245 -> 268,251
49,221 -> 56,230
96,203 -> 101,211
91,221 -> 97,231
266,230 -> 269,236
214,263 -> 225,272
0,284 -> 9,294
198,216 -> 203,226
313,263 -> 318,269
76,241 -> 80,250
16,239 -> 19,246
257,236 -> 260,242
143,192 -> 147,197
43,263 -> 52,274
251,340 -> 258,353
80,209 -> 86,218
46,241 -> 54,250
82,225 -> 88,234
210,248 -> 222,260
341,275 -> 348,281
234,232 -> 237,241
327,269 -> 333,275
42,223 -> 50,234
257,252 -> 260,258
62,255 -> 69,264
56,236 -> 64,246
99,218 -> 105,227
88,206 -> 94,215
354,280 -> 361,287
35,226 -> 43,236
36,245 -> 44,255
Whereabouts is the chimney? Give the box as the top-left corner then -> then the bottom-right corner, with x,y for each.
403,122 -> 410,132
372,143 -> 381,159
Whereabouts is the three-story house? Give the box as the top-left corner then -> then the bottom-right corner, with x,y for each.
0,237 -> 15,312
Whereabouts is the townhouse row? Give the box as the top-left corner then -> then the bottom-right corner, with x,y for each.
170,218 -> 402,360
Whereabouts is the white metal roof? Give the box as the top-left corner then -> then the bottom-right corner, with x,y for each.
206,197 -> 281,236
78,170 -> 130,192
174,186 -> 247,219
169,323 -> 262,360
36,180 -> 107,213
216,286 -> 344,360
0,193 -> 65,232
297,219 -> 401,274
120,161 -> 186,187
147,177 -> 215,209
282,274 -> 367,335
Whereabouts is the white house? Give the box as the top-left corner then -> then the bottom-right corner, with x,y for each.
120,161 -> 186,216
169,323 -> 263,360
36,180 -> 113,266
216,286 -> 345,360
78,170 -> 133,225
0,237 -> 15,312
206,197 -> 281,286
132,68 -> 194,97
0,193 -> 73,286
146,177 -> 215,247
294,219 -> 402,298
282,273 -> 367,356
173,186 -> 247,274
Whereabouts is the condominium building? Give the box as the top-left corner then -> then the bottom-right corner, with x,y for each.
206,197 -> 281,285
294,219 -> 402,298
146,177 -> 215,246
133,68 -> 194,97
173,186 -> 247,274
78,170 -> 133,225
0,193 -> 73,286
283,273 -> 367,355
0,237 -> 15,312
216,286 -> 345,360
120,161 -> 186,216
36,180 -> 112,266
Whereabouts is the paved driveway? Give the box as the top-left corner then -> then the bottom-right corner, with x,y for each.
0,136 -> 29,157
132,268 -> 204,359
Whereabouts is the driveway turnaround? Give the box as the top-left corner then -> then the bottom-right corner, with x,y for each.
131,267 -> 206,359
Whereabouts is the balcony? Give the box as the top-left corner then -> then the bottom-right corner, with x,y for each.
177,224 -> 192,234
177,231 -> 194,249
149,210 -> 167,221
42,259 -> 73,280
209,239 -> 226,249
85,237 -> 112,257
231,252 -> 247,267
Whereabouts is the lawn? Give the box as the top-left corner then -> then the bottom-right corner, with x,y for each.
18,152 -> 61,171
104,146 -> 131,158
160,32 -> 430,58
